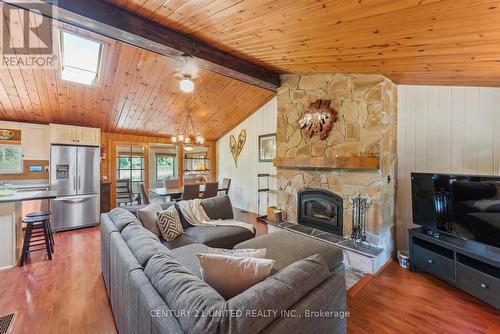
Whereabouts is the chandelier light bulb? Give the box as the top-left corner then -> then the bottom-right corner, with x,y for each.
184,136 -> 191,144
180,78 -> 194,93
171,136 -> 177,143
178,134 -> 185,142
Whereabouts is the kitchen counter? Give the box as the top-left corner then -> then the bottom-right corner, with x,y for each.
0,190 -> 57,203
13,184 -> 50,190
0,191 -> 57,269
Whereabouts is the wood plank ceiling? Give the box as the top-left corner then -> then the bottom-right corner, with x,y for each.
0,20 -> 274,140
105,0 -> 500,87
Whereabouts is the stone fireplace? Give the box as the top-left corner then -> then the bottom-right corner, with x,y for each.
274,73 -> 397,273
298,188 -> 343,236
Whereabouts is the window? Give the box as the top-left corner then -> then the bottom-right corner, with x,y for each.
117,156 -> 145,182
156,155 -> 175,181
60,31 -> 102,86
0,145 -> 22,173
116,145 -> 145,198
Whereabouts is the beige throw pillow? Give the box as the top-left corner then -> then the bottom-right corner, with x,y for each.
156,206 -> 183,241
206,247 -> 267,258
196,253 -> 275,299
137,204 -> 163,237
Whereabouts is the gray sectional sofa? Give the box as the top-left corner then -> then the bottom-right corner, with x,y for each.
101,197 -> 347,334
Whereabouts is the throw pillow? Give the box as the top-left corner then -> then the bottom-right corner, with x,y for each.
196,253 -> 275,299
137,204 -> 163,237
156,206 -> 183,241
201,195 -> 234,220
206,247 -> 267,258
174,203 -> 191,229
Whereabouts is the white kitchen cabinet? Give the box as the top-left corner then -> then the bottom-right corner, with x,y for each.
21,124 -> 49,160
49,124 -> 77,145
49,124 -> 100,146
76,126 -> 101,146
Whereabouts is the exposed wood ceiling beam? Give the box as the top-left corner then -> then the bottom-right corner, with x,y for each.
3,0 -> 280,91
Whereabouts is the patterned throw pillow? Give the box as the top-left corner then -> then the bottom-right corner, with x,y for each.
156,206 -> 183,241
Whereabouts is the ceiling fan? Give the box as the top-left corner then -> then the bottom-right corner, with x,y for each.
173,55 -> 202,93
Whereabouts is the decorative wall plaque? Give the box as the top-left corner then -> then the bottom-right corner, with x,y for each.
298,99 -> 337,140
229,129 -> 246,167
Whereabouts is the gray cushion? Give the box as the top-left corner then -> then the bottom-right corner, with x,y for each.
201,195 -> 234,220
170,243 -> 210,278
137,204 -> 163,237
184,226 -> 255,248
161,233 -> 198,250
108,208 -> 141,231
235,230 -> 343,273
126,232 -> 172,267
220,254 -> 330,334
145,252 -> 225,334
121,222 -> 157,243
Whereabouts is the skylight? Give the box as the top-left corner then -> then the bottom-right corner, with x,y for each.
60,31 -> 102,86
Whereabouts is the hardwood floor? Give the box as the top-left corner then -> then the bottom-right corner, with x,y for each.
0,216 -> 498,334
348,261 -> 500,334
233,208 -> 268,237
0,227 -> 116,334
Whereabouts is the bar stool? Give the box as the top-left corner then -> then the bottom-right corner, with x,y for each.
19,216 -> 53,266
26,211 -> 55,249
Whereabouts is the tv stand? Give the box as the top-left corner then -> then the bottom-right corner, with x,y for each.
409,228 -> 500,309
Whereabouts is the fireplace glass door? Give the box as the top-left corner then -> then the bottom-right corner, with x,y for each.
305,200 -> 335,221
298,188 -> 343,236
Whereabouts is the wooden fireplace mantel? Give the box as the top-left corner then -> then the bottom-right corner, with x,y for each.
273,156 -> 380,170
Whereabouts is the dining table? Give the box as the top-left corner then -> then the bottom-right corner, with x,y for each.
149,185 -> 229,198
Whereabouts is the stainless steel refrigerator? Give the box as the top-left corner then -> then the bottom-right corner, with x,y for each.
50,145 -> 100,231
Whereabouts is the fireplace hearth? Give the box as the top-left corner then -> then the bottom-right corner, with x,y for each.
297,188 -> 343,236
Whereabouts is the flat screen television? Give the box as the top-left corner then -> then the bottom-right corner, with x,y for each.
411,172 -> 500,249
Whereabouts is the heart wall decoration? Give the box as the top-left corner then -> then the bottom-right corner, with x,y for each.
229,129 -> 247,167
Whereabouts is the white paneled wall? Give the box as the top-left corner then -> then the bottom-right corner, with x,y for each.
217,98 -> 277,214
397,85 -> 500,250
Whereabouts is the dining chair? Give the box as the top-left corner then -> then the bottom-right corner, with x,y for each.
181,183 -> 201,200
163,178 -> 181,201
139,183 -> 150,205
116,179 -> 134,206
219,178 -> 231,196
202,181 -> 219,199
163,178 -> 179,189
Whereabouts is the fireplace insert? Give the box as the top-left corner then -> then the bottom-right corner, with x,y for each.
297,188 -> 343,236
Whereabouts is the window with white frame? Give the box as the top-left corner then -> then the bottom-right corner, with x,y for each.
0,145 -> 22,173
156,155 -> 176,181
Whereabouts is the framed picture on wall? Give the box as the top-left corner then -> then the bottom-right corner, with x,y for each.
258,133 -> 276,162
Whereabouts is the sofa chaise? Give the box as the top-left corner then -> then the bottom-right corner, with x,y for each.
100,196 -> 347,334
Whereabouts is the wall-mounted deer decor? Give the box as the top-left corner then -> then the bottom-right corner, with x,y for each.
298,99 -> 337,140
229,129 -> 246,167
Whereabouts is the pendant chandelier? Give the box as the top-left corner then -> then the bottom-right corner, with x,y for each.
171,104 -> 205,151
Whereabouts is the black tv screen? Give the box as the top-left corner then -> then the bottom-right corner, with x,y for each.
411,172 -> 500,248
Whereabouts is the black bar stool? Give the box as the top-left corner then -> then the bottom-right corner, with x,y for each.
19,216 -> 53,266
26,211 -> 55,248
